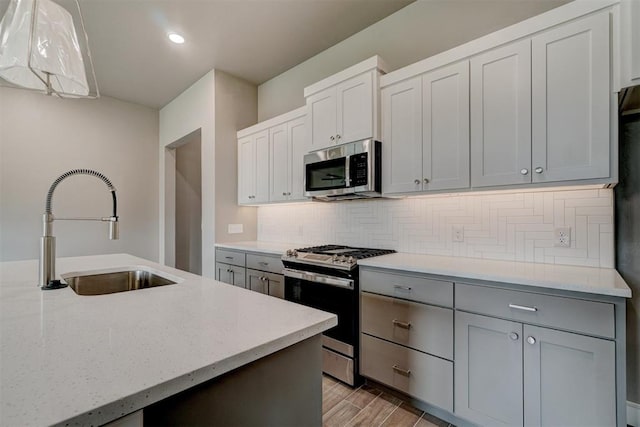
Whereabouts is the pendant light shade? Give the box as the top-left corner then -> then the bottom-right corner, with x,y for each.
0,0 -> 98,97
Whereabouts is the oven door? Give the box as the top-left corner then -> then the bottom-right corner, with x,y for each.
283,268 -> 357,348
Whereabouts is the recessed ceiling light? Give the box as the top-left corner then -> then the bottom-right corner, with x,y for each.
168,33 -> 185,44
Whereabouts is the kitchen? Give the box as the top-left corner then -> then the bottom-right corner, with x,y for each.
0,0 -> 638,426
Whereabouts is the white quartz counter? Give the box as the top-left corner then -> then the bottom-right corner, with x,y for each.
359,252 -> 631,298
215,241 -> 299,255
0,254 -> 337,427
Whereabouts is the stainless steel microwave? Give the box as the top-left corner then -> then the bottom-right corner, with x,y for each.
304,139 -> 381,201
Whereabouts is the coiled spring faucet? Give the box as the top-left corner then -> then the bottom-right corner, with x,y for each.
39,169 -> 119,289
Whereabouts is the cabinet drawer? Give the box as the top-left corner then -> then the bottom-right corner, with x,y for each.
215,262 -> 246,288
456,283 -> 614,338
361,292 -> 453,360
361,269 -> 453,307
215,249 -> 246,267
361,334 -> 453,411
246,253 -> 283,275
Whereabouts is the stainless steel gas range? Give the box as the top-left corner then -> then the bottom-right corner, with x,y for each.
282,245 -> 395,386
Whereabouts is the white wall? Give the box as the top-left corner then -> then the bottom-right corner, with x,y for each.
0,87 -> 159,262
258,188 -> 615,268
159,70 -> 258,278
257,0 -> 568,121
214,70 -> 258,244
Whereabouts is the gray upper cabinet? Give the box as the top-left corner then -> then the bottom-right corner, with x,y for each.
382,60 -> 469,195
455,311 -> 524,427
523,325 -> 616,427
471,39 -> 531,188
531,12 -> 610,183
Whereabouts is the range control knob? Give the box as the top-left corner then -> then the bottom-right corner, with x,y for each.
348,256 -> 355,264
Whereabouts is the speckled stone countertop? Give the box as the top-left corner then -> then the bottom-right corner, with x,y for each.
215,241 -> 301,256
0,254 -> 336,427
359,252 -> 631,298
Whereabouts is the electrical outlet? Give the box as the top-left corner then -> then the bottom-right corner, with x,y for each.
453,226 -> 464,242
228,224 -> 243,234
554,227 -> 571,247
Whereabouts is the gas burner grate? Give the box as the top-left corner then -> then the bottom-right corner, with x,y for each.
295,245 -> 396,260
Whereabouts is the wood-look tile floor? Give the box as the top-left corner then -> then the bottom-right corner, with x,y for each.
322,375 -> 455,427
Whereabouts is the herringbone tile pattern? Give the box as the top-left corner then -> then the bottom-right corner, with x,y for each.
258,188 -> 614,268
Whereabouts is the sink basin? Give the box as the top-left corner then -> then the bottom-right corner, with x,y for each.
62,266 -> 180,296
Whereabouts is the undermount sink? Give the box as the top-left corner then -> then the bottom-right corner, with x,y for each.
62,266 -> 180,296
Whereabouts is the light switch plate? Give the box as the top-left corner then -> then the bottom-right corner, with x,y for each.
228,224 -> 243,234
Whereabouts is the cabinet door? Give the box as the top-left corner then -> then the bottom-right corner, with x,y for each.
247,269 -> 268,294
455,311 -> 523,427
531,13 -> 610,183
307,86 -> 337,150
523,325 -> 616,427
254,130 -> 270,203
423,61 -> 470,191
215,263 -> 245,288
381,77 -> 423,194
471,39 -> 531,187
288,116 -> 307,201
269,123 -> 289,202
237,136 -> 256,204
336,71 -> 373,144
267,274 -> 284,299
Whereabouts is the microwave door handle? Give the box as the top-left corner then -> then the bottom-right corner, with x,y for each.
344,155 -> 350,187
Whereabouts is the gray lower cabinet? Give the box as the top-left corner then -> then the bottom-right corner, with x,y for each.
247,269 -> 284,299
455,311 -> 616,427
215,262 -> 246,288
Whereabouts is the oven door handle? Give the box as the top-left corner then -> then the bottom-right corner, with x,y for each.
283,268 -> 354,289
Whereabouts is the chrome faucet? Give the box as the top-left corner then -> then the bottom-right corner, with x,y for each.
39,169 -> 119,289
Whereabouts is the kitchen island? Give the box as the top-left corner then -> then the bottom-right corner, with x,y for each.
0,254 -> 337,426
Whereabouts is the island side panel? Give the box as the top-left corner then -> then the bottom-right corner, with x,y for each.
144,334 -> 323,426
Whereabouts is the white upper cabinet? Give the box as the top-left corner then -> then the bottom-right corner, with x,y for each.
237,129 -> 268,204
269,123 -> 289,202
531,12 -> 610,183
238,107 -> 307,205
621,0 -> 640,88
471,40 -> 531,188
382,61 -> 469,195
423,61 -> 470,191
305,56 -> 387,151
382,77 -> 423,194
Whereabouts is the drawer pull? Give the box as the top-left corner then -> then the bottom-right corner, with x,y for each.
508,303 -> 538,312
392,319 -> 412,330
225,256 -> 234,260
392,365 -> 411,377
258,261 -> 269,266
393,285 -> 412,292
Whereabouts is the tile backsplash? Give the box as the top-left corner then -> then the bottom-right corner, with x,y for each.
257,188 -> 614,268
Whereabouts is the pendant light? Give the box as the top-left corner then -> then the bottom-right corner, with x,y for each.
0,0 -> 99,98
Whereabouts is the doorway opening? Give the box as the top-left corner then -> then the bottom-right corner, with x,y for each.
164,129 -> 202,275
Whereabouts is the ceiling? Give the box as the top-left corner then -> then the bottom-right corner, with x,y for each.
0,0 -> 414,108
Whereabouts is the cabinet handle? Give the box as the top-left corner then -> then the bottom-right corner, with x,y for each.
282,192 -> 286,196
392,365 -> 411,377
535,167 -> 544,174
508,303 -> 538,312
392,319 -> 412,330
287,192 -> 291,196
414,179 -> 420,185
393,285 -> 412,292
520,168 -> 529,175
330,136 -> 335,141
509,332 -> 519,341
225,256 -> 234,260
336,134 -> 341,140
527,336 -> 536,345
423,178 -> 429,184
259,261 -> 269,266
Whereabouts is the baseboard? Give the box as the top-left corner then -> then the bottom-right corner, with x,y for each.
629,400 -> 640,427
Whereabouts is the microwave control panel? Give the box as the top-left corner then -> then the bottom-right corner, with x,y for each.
349,153 -> 369,186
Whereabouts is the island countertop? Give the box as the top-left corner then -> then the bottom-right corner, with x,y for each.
0,254 -> 337,427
